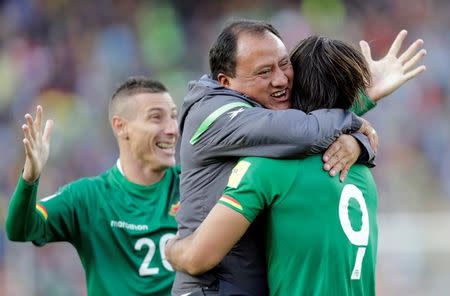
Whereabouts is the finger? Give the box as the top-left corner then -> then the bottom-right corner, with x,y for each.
323,142 -> 342,170
359,119 -> 371,135
35,105 -> 43,134
388,30 -> 408,57
22,124 -> 35,147
359,40 -> 373,62
399,39 -> 424,64
339,164 -> 351,182
43,119 -> 54,143
403,65 -> 427,82
359,119 -> 376,150
328,156 -> 350,177
23,138 -> 33,157
367,128 -> 378,153
25,114 -> 36,140
325,150 -> 346,176
403,49 -> 427,73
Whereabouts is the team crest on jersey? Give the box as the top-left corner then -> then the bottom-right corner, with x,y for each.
169,201 -> 180,216
227,160 -> 251,188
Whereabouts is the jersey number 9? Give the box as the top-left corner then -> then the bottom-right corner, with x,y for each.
338,184 -> 370,280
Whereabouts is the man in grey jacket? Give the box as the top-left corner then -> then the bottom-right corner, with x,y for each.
173,20 -> 426,296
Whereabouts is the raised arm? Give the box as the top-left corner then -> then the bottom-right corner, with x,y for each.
322,30 -> 426,179
6,105 -> 53,241
347,29 -> 427,116
166,202 -> 250,275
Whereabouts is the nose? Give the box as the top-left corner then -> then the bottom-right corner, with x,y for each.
165,118 -> 179,137
271,66 -> 289,88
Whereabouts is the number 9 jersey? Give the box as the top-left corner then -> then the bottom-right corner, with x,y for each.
221,155 -> 378,296
12,162 -> 180,296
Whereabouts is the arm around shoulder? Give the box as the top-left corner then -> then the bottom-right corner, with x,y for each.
194,106 -> 362,159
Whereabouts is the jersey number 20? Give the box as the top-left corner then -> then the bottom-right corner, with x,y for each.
134,233 -> 176,276
338,184 -> 369,280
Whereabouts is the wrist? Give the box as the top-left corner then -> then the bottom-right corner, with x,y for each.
366,87 -> 382,102
22,171 -> 39,184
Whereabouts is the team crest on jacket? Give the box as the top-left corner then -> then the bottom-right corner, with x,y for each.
169,201 -> 180,216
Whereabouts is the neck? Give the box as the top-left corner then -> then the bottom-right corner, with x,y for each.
118,155 -> 166,186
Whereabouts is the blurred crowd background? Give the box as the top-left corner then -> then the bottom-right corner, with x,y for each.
0,0 -> 448,295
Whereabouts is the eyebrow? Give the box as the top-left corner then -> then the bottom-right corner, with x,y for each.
146,107 -> 164,113
253,55 -> 290,71
145,107 -> 178,113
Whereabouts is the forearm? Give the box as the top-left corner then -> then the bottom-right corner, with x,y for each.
6,176 -> 46,241
350,91 -> 377,116
167,235 -> 212,276
167,204 -> 249,275
198,108 -> 362,159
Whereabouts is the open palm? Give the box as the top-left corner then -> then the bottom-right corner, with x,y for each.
362,30 -> 427,102
22,105 -> 54,183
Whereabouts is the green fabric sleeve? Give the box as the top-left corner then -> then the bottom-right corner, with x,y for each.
5,175 -> 46,241
221,157 -> 280,222
350,91 -> 377,116
221,159 -> 262,222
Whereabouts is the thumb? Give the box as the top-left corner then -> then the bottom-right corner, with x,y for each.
360,40 -> 373,62
43,119 -> 54,143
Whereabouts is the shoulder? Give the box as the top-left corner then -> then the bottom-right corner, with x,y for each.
230,157 -> 296,185
239,156 -> 275,168
59,169 -> 112,197
348,163 -> 376,186
239,157 -> 299,172
190,94 -> 256,118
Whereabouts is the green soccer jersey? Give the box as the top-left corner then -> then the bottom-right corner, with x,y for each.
9,162 -> 180,296
220,155 -> 378,296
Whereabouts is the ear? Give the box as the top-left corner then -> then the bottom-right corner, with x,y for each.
217,73 -> 231,87
111,115 -> 128,140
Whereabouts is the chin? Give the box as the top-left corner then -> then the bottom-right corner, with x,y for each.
160,158 -> 176,169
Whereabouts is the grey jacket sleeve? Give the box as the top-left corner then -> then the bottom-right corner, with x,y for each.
351,132 -> 376,167
191,106 -> 362,161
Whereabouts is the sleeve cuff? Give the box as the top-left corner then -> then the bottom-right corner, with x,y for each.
351,113 -> 363,132
17,174 -> 40,192
351,91 -> 377,116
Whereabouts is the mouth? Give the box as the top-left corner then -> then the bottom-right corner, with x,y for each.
156,142 -> 176,154
271,89 -> 289,102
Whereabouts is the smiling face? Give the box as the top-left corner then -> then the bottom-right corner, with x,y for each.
218,31 -> 293,110
119,92 -> 178,171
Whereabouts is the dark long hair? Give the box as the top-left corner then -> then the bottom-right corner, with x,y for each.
290,36 -> 370,113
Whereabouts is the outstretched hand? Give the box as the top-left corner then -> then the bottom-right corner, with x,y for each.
22,105 -> 54,183
362,30 -> 427,102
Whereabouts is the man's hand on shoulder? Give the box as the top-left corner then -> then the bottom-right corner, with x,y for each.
323,135 -> 364,182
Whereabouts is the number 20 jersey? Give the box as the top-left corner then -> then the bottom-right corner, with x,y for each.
221,155 -> 378,296
34,164 -> 180,296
